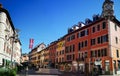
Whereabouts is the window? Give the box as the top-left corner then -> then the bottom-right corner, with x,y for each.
87,29 -> 89,35
78,53 -> 80,59
102,22 -> 106,29
71,34 -> 75,40
72,54 -> 75,60
116,37 -> 118,44
115,24 -> 117,31
101,36 -> 103,43
67,55 -> 71,60
78,42 -> 81,50
103,34 -> 108,42
91,38 -> 96,45
92,26 -> 96,33
67,37 -> 70,41
97,37 -> 101,44
98,49 -> 101,57
85,52 -> 88,58
85,29 -> 89,35
91,51 -> 93,57
81,30 -> 85,37
67,34 -> 75,41
95,50 -> 97,57
62,50 -> 64,54
73,45 -> 75,52
65,47 -> 68,53
104,48 -> 107,56
85,40 -> 88,47
62,57 -> 64,62
97,24 -> 100,31
77,33 -> 79,38
117,50 -> 119,58
101,49 -> 104,57
81,41 -> 84,48
70,45 -> 72,52
79,32 -> 81,37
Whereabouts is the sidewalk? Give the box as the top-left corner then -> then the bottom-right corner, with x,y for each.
36,68 -> 62,75
99,75 -> 120,76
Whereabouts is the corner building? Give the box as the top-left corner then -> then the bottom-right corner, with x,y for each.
64,0 -> 120,74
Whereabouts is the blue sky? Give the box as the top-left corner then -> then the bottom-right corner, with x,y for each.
1,0 -> 120,53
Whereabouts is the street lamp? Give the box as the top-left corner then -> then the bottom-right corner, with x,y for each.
5,29 -> 19,68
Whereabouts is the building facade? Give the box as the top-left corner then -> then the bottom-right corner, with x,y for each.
56,38 -> 65,71
29,0 -> 120,75
0,4 -> 21,67
29,43 -> 46,68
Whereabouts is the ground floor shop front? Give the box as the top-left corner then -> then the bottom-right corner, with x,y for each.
55,57 -> 120,75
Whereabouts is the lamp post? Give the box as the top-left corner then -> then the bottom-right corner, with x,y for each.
10,34 -> 18,68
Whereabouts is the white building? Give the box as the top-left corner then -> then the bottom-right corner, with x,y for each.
0,4 -> 22,67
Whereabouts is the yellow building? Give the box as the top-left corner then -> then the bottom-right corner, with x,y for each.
56,38 -> 65,71
29,43 -> 46,68
37,49 -> 44,68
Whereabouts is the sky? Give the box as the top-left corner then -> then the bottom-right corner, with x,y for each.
0,0 -> 120,54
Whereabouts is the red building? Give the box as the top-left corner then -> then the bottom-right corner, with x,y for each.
49,41 -> 57,68
63,0 -> 120,75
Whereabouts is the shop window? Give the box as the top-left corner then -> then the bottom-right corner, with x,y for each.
105,61 -> 110,72
118,61 -> 120,70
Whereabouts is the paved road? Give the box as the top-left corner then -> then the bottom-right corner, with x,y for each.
17,69 -> 85,76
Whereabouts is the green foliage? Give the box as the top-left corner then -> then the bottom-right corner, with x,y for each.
0,67 -> 17,76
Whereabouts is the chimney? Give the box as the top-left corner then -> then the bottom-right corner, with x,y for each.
0,4 -> 3,8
